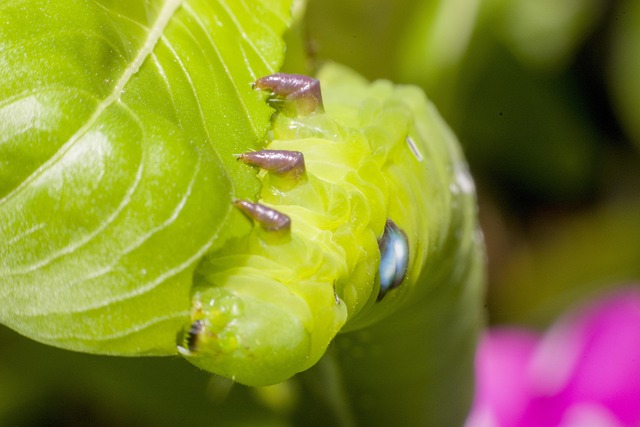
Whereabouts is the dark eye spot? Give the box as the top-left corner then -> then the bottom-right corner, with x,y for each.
186,319 -> 205,352
377,219 -> 409,300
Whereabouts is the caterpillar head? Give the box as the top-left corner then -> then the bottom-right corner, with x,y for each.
178,65 -> 474,385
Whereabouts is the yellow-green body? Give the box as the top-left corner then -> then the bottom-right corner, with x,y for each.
184,65 -> 485,425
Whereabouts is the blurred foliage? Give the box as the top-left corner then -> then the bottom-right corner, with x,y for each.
3,0 -> 640,425
0,326 -> 294,426
490,201 -> 640,327
609,0 -> 640,150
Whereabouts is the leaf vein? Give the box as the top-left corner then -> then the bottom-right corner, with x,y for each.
24,155 -> 223,314
182,2 -> 260,136
219,0 -> 274,71
6,155 -> 145,276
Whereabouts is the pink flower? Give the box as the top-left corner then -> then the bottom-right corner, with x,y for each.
466,288 -> 640,427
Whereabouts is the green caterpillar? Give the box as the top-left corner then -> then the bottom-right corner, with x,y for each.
178,64 -> 485,426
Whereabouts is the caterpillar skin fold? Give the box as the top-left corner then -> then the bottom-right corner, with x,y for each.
178,63 -> 485,413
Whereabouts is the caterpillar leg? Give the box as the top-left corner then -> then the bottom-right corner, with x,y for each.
233,199 -> 291,232
237,149 -> 306,180
254,73 -> 324,116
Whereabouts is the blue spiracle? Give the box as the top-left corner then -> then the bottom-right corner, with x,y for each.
377,219 -> 409,299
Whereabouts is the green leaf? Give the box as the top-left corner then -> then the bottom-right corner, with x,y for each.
0,0 -> 292,355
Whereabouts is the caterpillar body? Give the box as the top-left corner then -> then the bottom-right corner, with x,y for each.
179,64 -> 484,425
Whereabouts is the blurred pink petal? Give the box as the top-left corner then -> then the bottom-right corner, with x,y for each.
467,287 -> 640,427
466,328 -> 540,427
